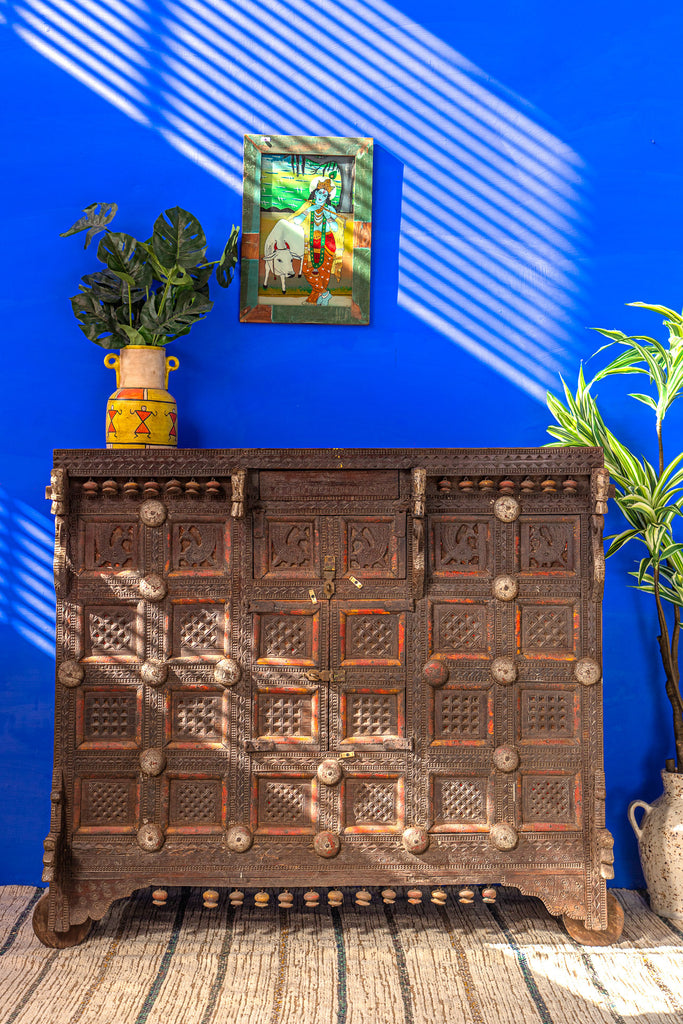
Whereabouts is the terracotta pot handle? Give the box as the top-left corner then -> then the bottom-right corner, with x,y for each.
628,799 -> 652,840
103,352 -> 120,388
165,355 -> 179,388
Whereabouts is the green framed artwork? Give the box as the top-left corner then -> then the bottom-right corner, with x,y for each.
240,134 -> 373,325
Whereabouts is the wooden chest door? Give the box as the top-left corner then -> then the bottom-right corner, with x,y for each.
236,469 -> 415,871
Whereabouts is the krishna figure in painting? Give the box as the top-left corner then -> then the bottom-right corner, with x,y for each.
288,176 -> 345,305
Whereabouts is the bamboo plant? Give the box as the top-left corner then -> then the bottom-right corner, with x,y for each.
546,302 -> 683,771
61,202 -> 239,348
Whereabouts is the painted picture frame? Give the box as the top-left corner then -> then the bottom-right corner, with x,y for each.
240,134 -> 373,325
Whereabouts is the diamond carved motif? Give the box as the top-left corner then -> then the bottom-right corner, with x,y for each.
523,776 -> 574,823
522,606 -> 573,652
436,605 -> 487,653
436,691 -> 486,739
437,778 -> 486,822
348,694 -> 397,736
351,783 -> 396,824
260,694 -> 309,737
83,693 -> 137,741
349,616 -> 394,659
263,617 -> 307,659
179,608 -> 223,653
171,780 -> 221,824
89,610 -> 137,655
81,779 -> 133,827
521,691 -> 574,739
171,694 -> 222,742
260,781 -> 309,825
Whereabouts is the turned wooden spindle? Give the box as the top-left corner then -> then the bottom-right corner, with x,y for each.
304,890 -> 320,908
151,888 -> 168,907
278,891 -> 294,909
458,887 -> 475,905
203,889 -> 219,909
355,889 -> 372,907
431,889 -> 447,906
229,890 -> 244,908
407,888 -> 423,905
381,888 -> 396,905
254,891 -> 270,907
327,890 -> 344,907
482,886 -> 497,904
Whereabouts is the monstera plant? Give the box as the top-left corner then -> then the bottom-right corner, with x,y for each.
546,301 -> 683,771
61,202 -> 239,347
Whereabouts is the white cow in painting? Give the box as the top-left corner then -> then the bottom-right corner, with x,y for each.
263,219 -> 305,293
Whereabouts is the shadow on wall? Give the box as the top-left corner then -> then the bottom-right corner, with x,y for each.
5,0 -> 587,402
0,490 -> 55,657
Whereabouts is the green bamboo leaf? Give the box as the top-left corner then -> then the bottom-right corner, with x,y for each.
628,301 -> 683,323
628,392 -> 658,412
605,529 -> 641,557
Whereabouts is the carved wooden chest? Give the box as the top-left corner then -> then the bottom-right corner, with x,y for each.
36,448 -> 619,946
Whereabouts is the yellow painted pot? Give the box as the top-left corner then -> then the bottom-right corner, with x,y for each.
104,346 -> 179,449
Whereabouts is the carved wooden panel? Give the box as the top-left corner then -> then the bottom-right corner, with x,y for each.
77,687 -> 142,749
517,601 -> 579,659
82,519 -> 140,572
518,686 -> 580,744
342,775 -> 405,832
340,688 -> 404,744
171,603 -> 227,659
430,686 -> 494,747
253,606 -> 320,667
338,606 -> 405,666
429,599 -> 494,660
428,516 -> 491,577
255,686 -> 319,745
518,517 -> 580,576
170,521 -> 228,575
164,776 -> 226,833
340,515 -> 406,578
45,447 -> 612,939
519,772 -> 582,829
166,689 -> 227,748
75,776 -> 138,833
252,775 -> 317,833
430,774 -> 491,831
253,515 -> 321,579
84,604 -> 142,660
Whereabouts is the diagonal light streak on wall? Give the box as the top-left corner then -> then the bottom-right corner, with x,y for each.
0,492 -> 56,657
6,0 -> 588,399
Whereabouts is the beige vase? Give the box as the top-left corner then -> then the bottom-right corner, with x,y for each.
104,346 -> 179,449
628,770 -> 683,923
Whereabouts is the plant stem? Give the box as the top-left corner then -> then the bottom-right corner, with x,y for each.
654,565 -> 683,769
657,416 -> 664,476
127,282 -> 132,328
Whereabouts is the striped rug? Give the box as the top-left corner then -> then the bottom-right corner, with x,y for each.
0,887 -> 682,1024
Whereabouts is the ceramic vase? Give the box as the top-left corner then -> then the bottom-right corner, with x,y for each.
628,770 -> 683,923
104,346 -> 179,449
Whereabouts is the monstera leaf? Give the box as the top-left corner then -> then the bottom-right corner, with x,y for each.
97,232 -> 154,288
151,207 -> 207,270
140,289 -> 213,340
216,226 -> 239,288
63,202 -> 239,347
60,202 -> 118,249
69,290 -> 122,348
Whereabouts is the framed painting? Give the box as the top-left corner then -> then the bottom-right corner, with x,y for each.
240,135 -> 373,325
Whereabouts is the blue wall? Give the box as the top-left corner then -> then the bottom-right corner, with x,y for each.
2,0 -> 682,887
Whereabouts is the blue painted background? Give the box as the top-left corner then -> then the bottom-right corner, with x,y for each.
2,0 -> 682,887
